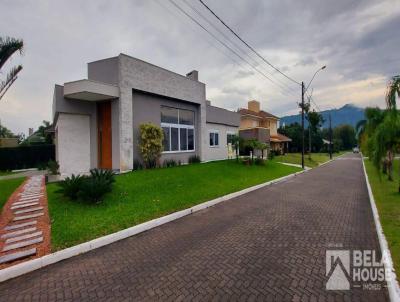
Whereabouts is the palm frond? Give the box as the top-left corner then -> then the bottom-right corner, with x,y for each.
0,65 -> 22,100
0,37 -> 24,71
386,75 -> 400,112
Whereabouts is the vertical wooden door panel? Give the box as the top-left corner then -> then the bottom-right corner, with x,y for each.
97,102 -> 112,169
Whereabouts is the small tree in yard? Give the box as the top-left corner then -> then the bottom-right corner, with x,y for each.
255,141 -> 268,159
139,123 -> 164,169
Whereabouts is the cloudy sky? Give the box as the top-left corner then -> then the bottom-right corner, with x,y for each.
1,0 -> 399,135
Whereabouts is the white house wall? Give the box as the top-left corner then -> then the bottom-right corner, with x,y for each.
204,123 -> 238,162
56,113 -> 91,176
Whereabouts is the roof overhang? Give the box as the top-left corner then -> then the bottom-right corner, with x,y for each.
64,79 -> 119,101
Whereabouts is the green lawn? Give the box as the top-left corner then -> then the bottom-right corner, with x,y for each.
274,151 -> 347,168
48,160 -> 301,250
0,171 -> 15,176
0,177 -> 26,210
364,159 -> 400,278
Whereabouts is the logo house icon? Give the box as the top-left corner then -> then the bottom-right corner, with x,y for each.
326,250 -> 351,290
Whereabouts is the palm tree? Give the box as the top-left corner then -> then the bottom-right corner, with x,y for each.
0,37 -> 24,100
371,76 -> 400,188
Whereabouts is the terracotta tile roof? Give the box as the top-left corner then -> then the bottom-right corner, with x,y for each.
270,133 -> 292,142
238,108 -> 279,119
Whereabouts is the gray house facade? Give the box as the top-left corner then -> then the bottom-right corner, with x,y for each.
52,54 -> 240,176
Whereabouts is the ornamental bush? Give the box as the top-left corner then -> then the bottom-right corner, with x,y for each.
139,123 -> 164,169
57,169 -> 115,203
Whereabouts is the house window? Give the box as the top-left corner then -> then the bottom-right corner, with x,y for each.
161,106 -> 195,152
227,132 -> 236,145
209,131 -> 219,147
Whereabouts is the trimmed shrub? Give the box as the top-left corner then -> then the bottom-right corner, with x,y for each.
188,155 -> 201,164
78,177 -> 112,203
0,145 -> 55,170
57,169 -> 115,203
138,123 -> 163,169
57,174 -> 85,200
163,159 -> 177,168
47,160 -> 59,175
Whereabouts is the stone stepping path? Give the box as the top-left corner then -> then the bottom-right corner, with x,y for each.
0,176 -> 50,266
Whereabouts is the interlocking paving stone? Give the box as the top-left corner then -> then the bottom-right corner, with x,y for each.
11,202 -> 39,210
2,237 -> 43,252
0,248 -> 36,264
0,154 -> 389,301
4,221 -> 37,231
13,212 -> 44,221
5,231 -> 42,244
14,206 -> 43,215
1,227 -> 37,239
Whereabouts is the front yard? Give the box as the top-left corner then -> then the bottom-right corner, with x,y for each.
48,160 -> 300,250
0,177 -> 26,210
274,151 -> 347,168
364,159 -> 400,278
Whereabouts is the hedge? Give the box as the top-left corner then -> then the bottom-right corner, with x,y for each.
0,145 -> 55,170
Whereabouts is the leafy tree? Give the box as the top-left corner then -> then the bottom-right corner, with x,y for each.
230,134 -> 243,162
370,76 -> 400,187
306,110 -> 324,158
279,122 -> 302,152
0,124 -> 15,138
139,123 -> 164,169
333,124 -> 356,150
37,120 -> 53,144
0,37 -> 24,100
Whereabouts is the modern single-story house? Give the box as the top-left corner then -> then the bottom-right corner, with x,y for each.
238,100 -> 291,154
52,53 -> 240,176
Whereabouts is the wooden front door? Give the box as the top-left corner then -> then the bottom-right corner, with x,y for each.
97,101 -> 112,169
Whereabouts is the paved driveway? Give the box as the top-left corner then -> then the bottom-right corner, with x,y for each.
0,154 -> 388,301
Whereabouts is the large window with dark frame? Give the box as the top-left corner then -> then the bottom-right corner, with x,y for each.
161,106 -> 195,152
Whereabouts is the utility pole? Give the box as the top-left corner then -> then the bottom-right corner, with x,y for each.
301,81 -> 305,169
329,112 -> 333,159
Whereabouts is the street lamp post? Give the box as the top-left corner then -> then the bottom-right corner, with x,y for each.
301,65 -> 326,169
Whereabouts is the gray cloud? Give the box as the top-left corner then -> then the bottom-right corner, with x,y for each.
0,0 -> 398,134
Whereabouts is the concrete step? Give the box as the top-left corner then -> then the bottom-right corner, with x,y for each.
14,199 -> 39,206
1,227 -> 37,239
3,237 -> 43,252
4,221 -> 37,231
0,248 -> 37,264
11,202 -> 39,210
5,231 -> 42,244
14,206 -> 43,215
14,213 -> 44,221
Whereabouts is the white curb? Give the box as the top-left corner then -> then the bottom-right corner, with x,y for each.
361,155 -> 400,301
0,168 -> 306,283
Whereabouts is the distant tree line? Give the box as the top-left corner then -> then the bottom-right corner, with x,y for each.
279,122 -> 356,153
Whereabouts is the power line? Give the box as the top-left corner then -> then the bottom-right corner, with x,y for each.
197,0 -> 301,86
180,0 -> 298,95
168,0 -> 298,97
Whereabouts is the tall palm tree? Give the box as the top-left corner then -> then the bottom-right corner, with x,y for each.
371,76 -> 400,188
0,37 -> 24,100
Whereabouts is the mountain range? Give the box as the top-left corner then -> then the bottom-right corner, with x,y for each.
279,104 -> 365,129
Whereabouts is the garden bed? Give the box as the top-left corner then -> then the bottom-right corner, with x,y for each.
48,160 -> 300,250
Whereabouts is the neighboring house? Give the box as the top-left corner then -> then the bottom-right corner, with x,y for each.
52,53 -> 240,176
238,100 -> 291,154
0,138 -> 19,148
